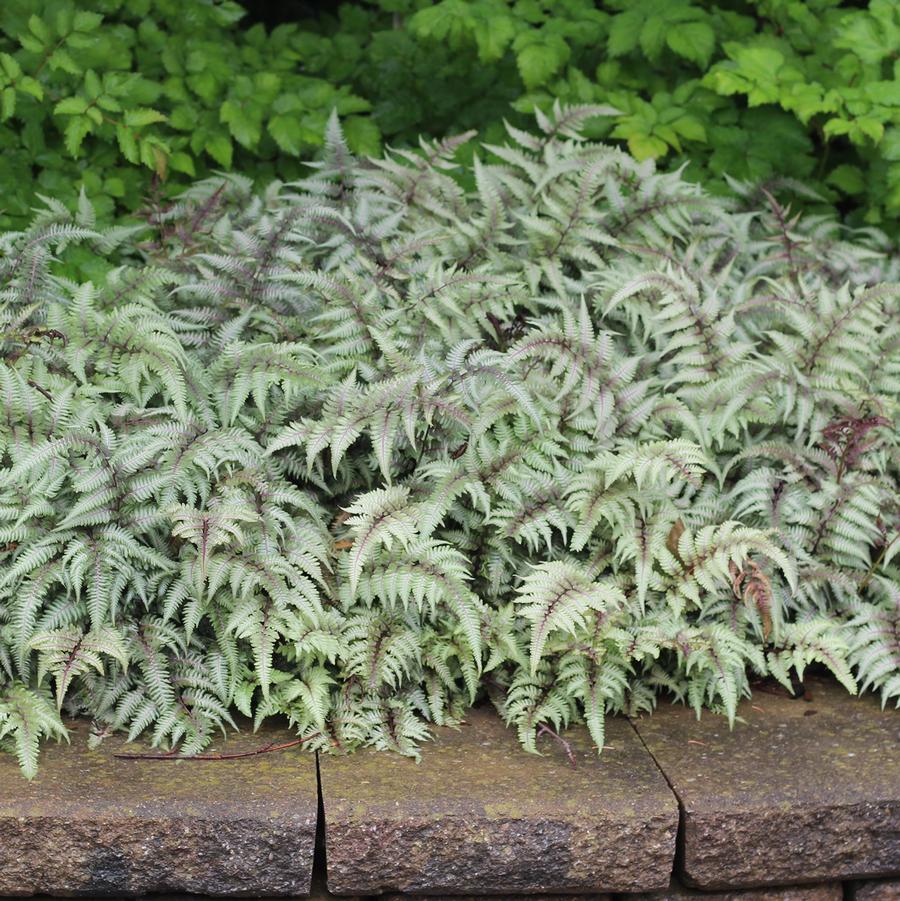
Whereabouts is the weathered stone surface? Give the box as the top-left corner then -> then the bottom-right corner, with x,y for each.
622,877 -> 842,900
319,708 -> 678,895
308,872 -> 361,901
631,676 -> 900,889
386,895 -> 611,901
853,879 -> 900,901
0,718 -> 318,896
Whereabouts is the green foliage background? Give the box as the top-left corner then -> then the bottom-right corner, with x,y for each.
0,0 -> 378,228
4,0 -> 900,233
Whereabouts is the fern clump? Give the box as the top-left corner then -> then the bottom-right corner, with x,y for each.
1,106 -> 898,776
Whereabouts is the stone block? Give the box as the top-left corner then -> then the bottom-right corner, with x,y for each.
621,877 -> 842,900
319,708 -> 678,895
630,677 -> 900,889
0,719 -> 318,896
853,878 -> 900,901
385,896 -> 611,901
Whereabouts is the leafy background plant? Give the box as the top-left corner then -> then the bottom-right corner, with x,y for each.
390,0 -> 900,228
5,0 -> 900,235
0,0 -> 378,229
1,108 -> 897,776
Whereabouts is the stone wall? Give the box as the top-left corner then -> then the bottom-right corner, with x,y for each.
0,676 -> 896,897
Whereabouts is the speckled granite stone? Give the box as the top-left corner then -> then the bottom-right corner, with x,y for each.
621,877 -> 842,900
319,709 -> 678,895
0,719 -> 317,896
385,895 -> 611,901
631,677 -> 900,889
853,878 -> 900,901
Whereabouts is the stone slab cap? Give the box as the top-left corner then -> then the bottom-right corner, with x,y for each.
319,708 -> 678,895
630,677 -> 900,889
852,879 -> 900,901
622,877 -> 842,900
0,718 -> 318,896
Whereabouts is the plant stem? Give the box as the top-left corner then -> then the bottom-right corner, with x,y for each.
859,532 -> 900,592
114,732 -> 321,761
536,723 -> 577,768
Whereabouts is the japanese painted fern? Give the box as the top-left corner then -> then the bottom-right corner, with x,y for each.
1,106 -> 898,776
